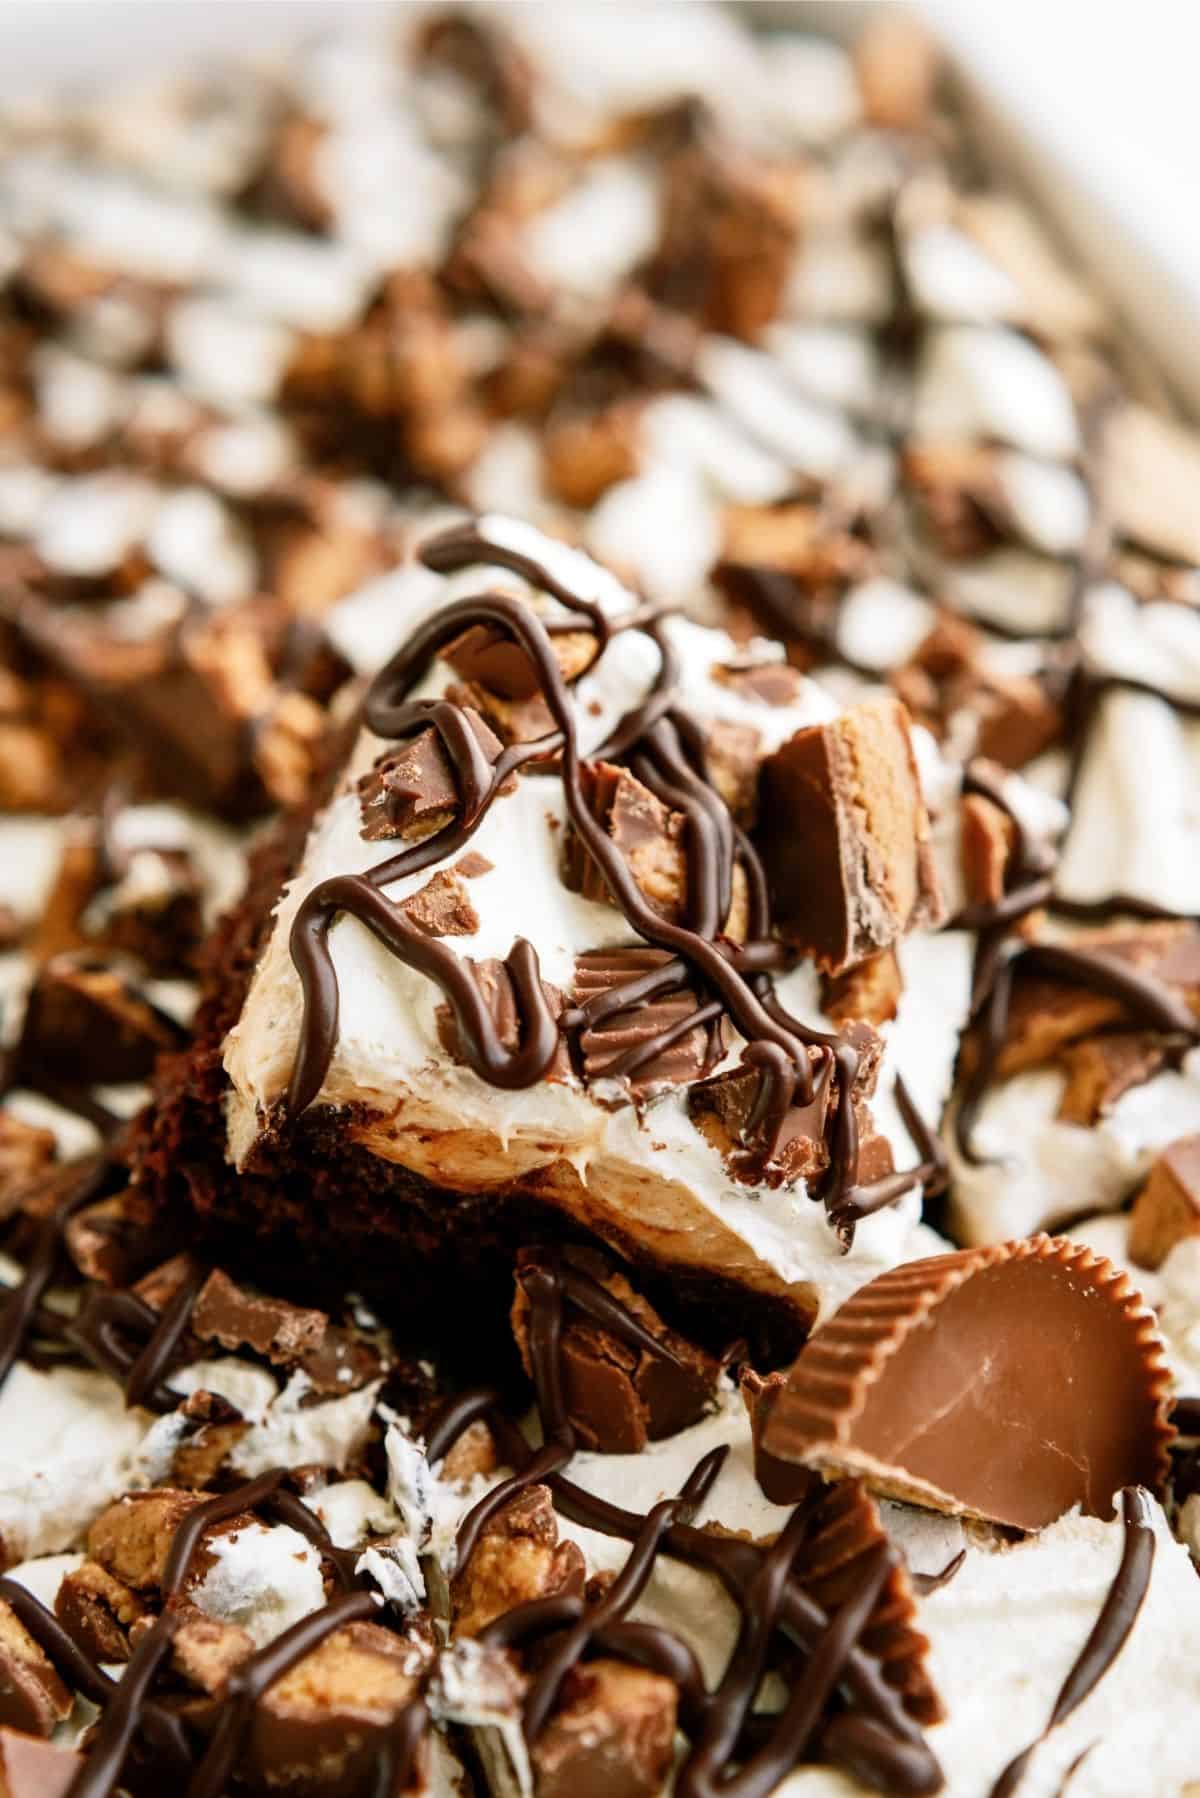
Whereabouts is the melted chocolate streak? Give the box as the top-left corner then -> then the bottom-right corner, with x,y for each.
286,524 -> 938,1242
0,1462 -> 429,1798
433,1251 -> 944,1797
949,760 -> 1200,1162
987,1487 -> 1155,1798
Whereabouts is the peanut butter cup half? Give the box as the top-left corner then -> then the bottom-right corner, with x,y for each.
763,1234 -> 1173,1531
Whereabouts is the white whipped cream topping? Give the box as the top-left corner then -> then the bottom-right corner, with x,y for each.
1057,688 -> 1200,915
34,471 -> 158,578
0,1365 -> 155,1565
698,338 -> 860,479
161,1356 -> 381,1479
780,1497 -> 1200,1798
165,297 -> 296,411
191,1520 -> 326,1648
948,1048 -> 1200,1246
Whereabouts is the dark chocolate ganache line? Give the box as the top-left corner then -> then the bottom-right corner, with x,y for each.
987,1486 -> 1155,1798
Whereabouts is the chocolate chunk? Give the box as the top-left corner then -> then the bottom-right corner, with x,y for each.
93,844 -> 205,976
400,869 -> 480,939
164,1603 -> 253,1695
1056,1032 -> 1168,1127
18,954 -> 186,1084
564,763 -> 686,919
566,764 -> 748,938
959,792 -> 1016,909
542,403 -> 641,509
87,1489 -> 210,1593
648,143 -> 802,339
452,1485 -> 585,1639
532,1659 -> 677,1798
0,1117 -> 56,1217
969,670 -> 1064,771
242,1621 -> 425,1797
299,1323 -> 387,1397
710,659 -> 805,709
62,1186 -> 161,1286
511,1249 -> 720,1453
455,852 -> 494,879
572,947 -> 727,1098
0,1731 -> 81,1798
715,503 -> 873,643
689,1050 -> 834,1187
759,695 -> 943,972
702,719 -> 762,827
0,1603 -> 72,1736
445,676 -> 556,747
1129,1135 -> 1200,1271
54,1561 -> 146,1665
436,958 -> 570,1081
988,922 -> 1200,1081
903,442 -> 1006,559
821,950 -> 903,1028
356,709 -> 504,843
764,1234 -> 1173,1531
191,1269 -> 327,1366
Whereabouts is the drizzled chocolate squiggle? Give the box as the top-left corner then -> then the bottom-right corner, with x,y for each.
284,525 -> 940,1240
439,1250 -> 944,1796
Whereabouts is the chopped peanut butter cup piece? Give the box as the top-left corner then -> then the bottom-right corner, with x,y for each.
512,1249 -> 719,1453
0,1731 -> 80,1798
190,1268 -> 327,1365
356,709 -> 505,843
531,1659 -> 677,1798
821,949 -> 903,1028
1056,1032 -> 1168,1127
0,1603 -> 72,1736
573,947 -> 727,1097
764,1235 -> 1173,1531
453,1485 -> 585,1639
1129,1135 -> 1200,1271
18,954 -> 185,1084
566,763 -> 748,938
759,695 -> 943,972
989,922 -> 1200,1081
242,1621 -> 426,1797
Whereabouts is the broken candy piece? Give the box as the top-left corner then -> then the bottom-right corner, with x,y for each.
763,1234 -> 1173,1531
0,1603 -> 72,1736
511,1249 -> 720,1453
0,1731 -> 80,1798
531,1659 -> 677,1798
1129,1135 -> 1200,1271
356,709 -> 505,843
758,695 -> 943,972
452,1486 -> 585,1639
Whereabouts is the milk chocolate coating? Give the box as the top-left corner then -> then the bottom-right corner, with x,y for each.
764,1235 -> 1173,1531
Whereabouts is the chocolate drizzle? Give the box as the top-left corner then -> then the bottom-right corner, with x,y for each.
987,1487 -> 1155,1798
11,1464 -> 435,1798
444,1251 -> 944,1794
956,933 -> 1200,1163
284,524 -> 941,1242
